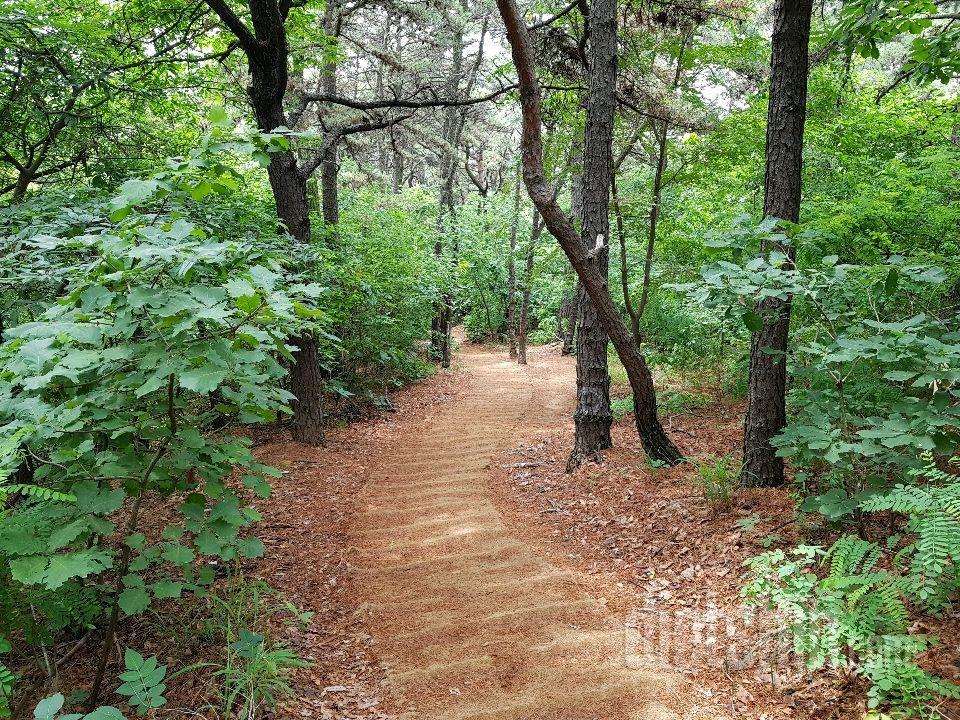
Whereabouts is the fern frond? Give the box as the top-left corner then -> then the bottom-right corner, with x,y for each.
4,485 -> 76,503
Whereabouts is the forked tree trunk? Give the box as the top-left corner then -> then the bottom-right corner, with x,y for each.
495,0 -> 682,465
569,0 -> 616,468
615,43 -> 685,347
741,0 -> 813,488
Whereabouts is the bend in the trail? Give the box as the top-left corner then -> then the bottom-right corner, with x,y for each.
352,344 -> 689,720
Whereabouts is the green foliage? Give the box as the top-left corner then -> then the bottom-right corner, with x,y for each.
693,157 -> 960,713
0,0 -> 212,196
660,389 -> 712,415
611,389 -> 711,422
832,0 -> 960,86
29,648 -> 166,720
0,2 -> 956,717
32,692 -> 126,720
214,630 -> 309,718
329,187 -> 441,388
0,650 -> 12,718
610,395 -> 635,421
181,578 -> 311,718
745,458 -> 960,716
691,221 -> 958,485
693,455 -> 740,507
115,650 -> 167,715
0,135 -> 320,709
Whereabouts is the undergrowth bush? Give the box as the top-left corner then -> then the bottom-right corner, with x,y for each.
332,187 -> 440,391
0,133 -> 319,713
745,458 -> 960,716
693,454 -> 740,507
698,218 -> 960,716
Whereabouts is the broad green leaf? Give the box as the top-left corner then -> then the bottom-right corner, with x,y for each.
118,588 -> 151,616
34,694 -> 65,720
179,365 -> 228,394
208,106 -> 231,128
44,550 -> 113,590
152,580 -> 183,599
742,310 -> 763,333
237,537 -> 265,558
10,556 -> 48,585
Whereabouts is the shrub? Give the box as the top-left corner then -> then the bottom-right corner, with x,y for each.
0,135 -> 321,710
693,455 -> 740,507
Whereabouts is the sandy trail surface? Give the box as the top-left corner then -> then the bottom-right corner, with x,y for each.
352,344 -> 687,720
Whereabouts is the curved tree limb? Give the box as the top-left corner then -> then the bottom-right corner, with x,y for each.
495,0 -> 682,465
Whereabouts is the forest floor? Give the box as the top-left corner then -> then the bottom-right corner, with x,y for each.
250,341 -> 860,720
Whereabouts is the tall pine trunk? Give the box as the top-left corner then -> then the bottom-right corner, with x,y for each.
740,0 -> 813,487
432,21 -> 466,368
320,0 -> 340,227
569,0 -> 616,469
558,174 -> 582,355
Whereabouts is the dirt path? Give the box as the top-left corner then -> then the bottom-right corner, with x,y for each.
352,344 -> 687,720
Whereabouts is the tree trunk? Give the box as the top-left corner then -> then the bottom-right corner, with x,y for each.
234,0 -> 323,445
740,0 -> 813,488
613,121 -> 664,346
615,44 -> 685,346
289,332 -> 325,444
507,177 -> 521,358
11,170 -> 31,203
495,0 -> 682,465
636,120 -> 668,321
558,285 -> 576,354
569,0 -> 616,469
518,209 -> 542,365
392,134 -> 405,192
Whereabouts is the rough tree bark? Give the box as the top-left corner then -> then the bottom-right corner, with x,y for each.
495,0 -> 682,465
204,0 -> 324,445
569,0 -> 617,469
740,0 -> 813,488
507,176 -> 521,358
518,208 -> 544,365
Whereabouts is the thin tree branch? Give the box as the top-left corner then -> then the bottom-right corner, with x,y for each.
302,82 -> 518,111
527,0 -> 580,31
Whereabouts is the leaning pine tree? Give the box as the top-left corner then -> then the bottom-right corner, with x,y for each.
496,0 -> 682,465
